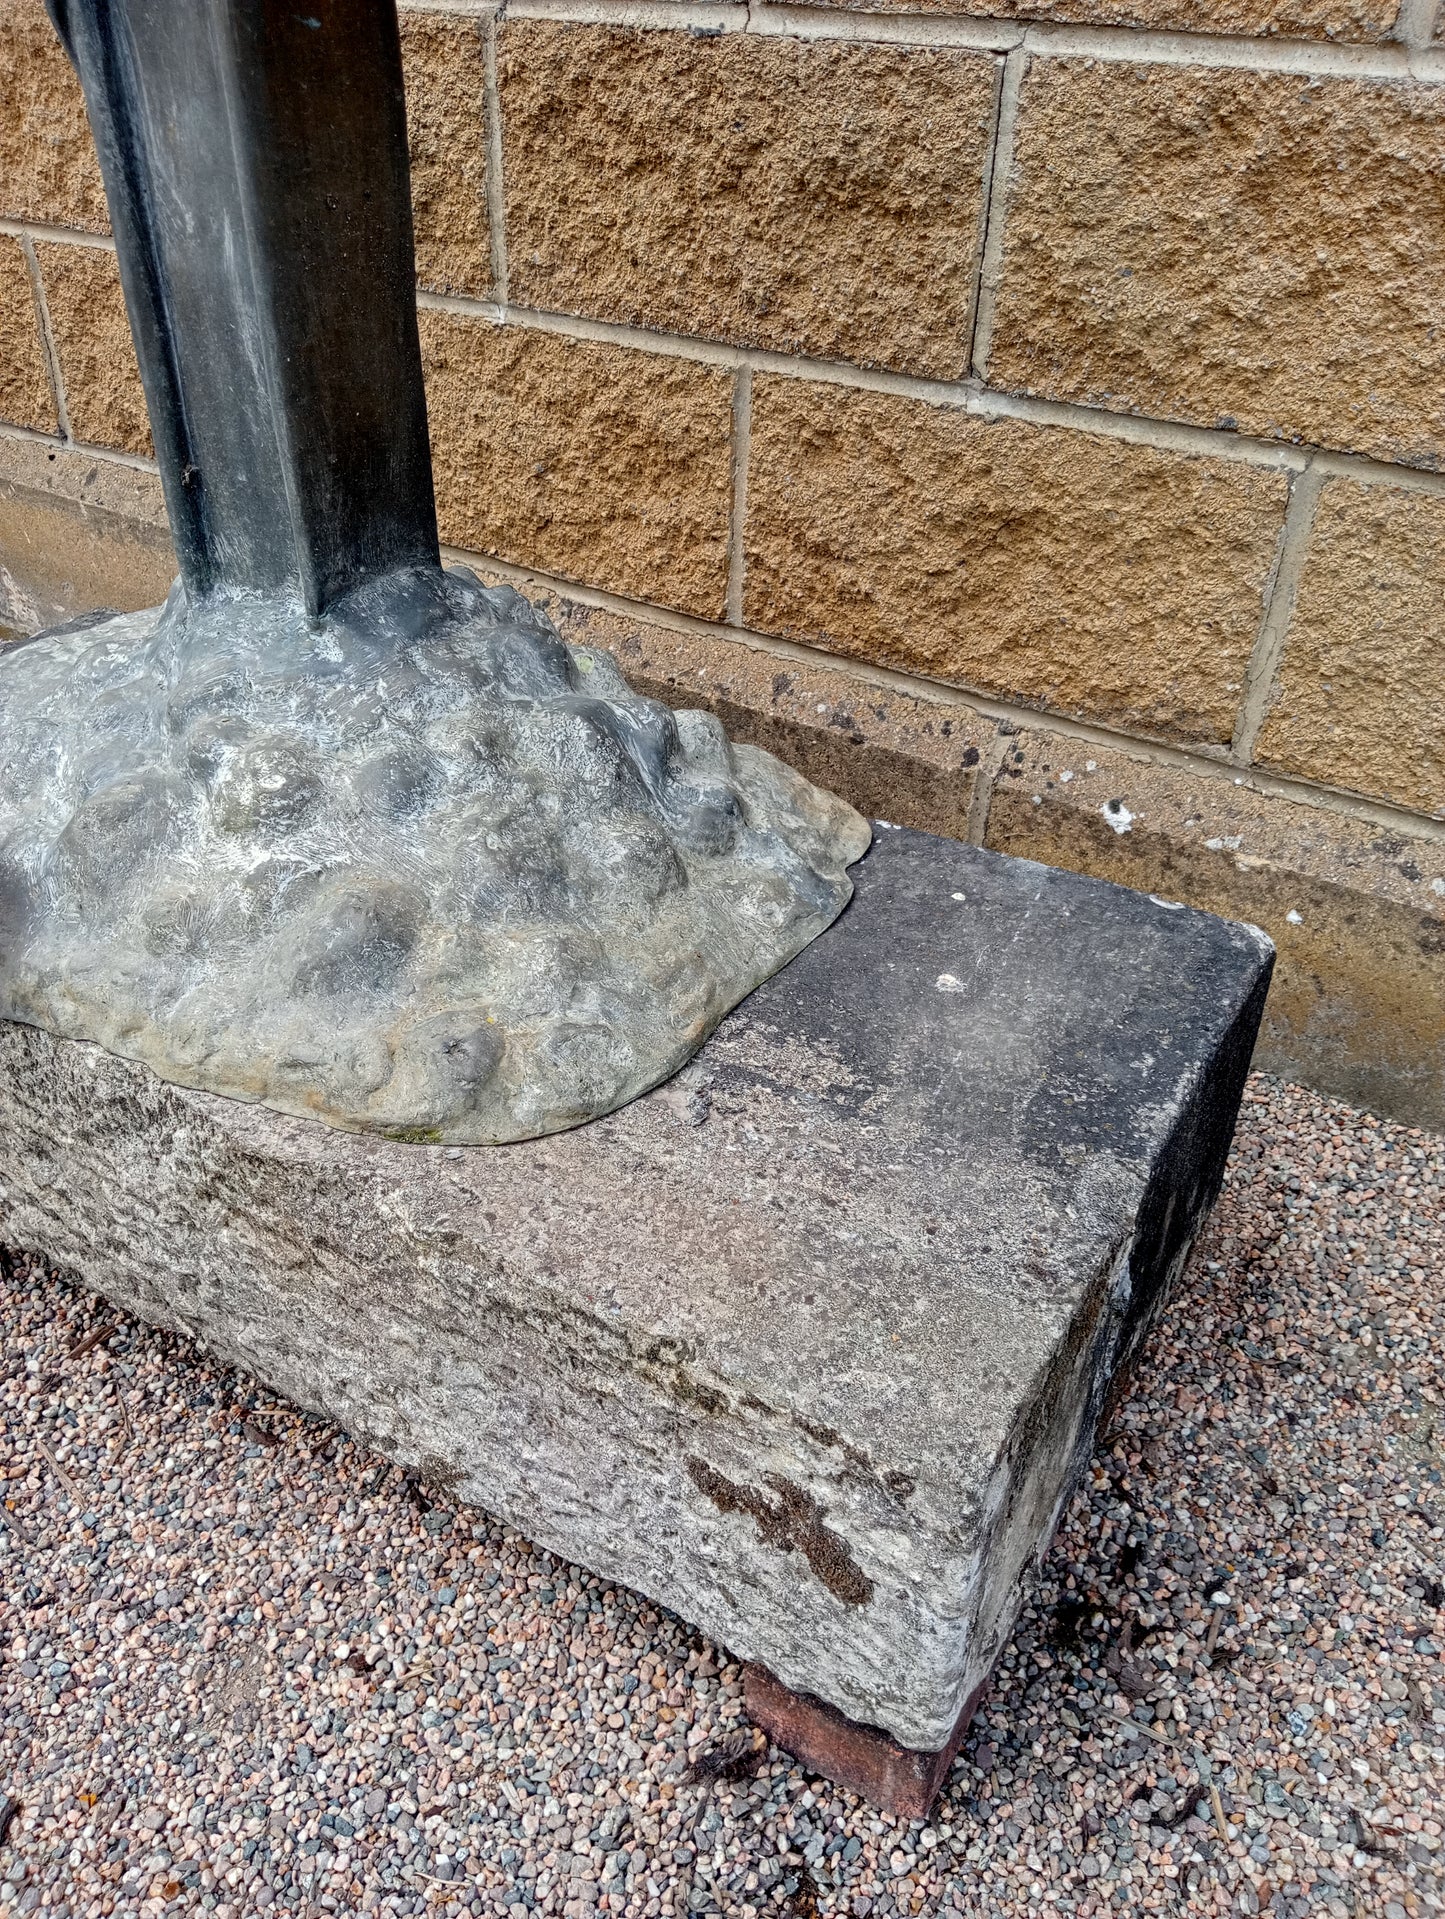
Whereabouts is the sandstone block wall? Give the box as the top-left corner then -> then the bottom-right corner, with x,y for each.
0,0 -> 1442,1123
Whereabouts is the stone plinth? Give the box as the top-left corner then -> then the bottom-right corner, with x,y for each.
0,829 -> 1271,1811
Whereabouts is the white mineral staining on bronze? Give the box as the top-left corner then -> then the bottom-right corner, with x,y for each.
0,568 -> 869,1142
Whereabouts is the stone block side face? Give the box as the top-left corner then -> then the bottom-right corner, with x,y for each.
419,309 -> 733,620
33,241 -> 149,457
399,9 -> 492,301
989,62 -> 1445,470
784,0 -> 1396,34
743,376 -> 1287,745
0,0 -> 107,232
0,234 -> 57,435
499,22 -> 998,381
1255,481 -> 1445,817
0,488 -> 174,635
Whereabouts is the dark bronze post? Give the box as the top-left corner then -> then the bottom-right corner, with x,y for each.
46,0 -> 440,616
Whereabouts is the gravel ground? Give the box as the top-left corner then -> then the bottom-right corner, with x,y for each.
1,1072 -> 1442,1919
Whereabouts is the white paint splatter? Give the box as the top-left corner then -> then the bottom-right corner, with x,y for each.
1286,909 -> 1303,925
935,973 -> 965,993
1101,800 -> 1135,834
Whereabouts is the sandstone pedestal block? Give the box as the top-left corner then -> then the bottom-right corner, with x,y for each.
0,829 -> 1272,1812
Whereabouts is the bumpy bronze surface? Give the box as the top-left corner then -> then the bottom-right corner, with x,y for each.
0,569 -> 869,1142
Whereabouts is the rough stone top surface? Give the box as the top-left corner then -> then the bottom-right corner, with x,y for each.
389,824 -> 1269,1475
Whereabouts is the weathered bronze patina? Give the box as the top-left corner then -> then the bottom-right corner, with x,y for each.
0,0 -> 867,1142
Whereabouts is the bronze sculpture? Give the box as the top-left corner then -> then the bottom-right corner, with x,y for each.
0,0 -> 868,1142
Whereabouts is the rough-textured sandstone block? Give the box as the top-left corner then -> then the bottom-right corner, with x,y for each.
532,594 -> 992,841
400,9 -> 491,300
795,0 -> 1395,35
989,62 -> 1445,469
744,376 -> 1287,745
0,234 -> 56,436
34,241 -> 149,456
986,735 -> 1445,1130
420,311 -> 732,619
1255,480 -> 1445,817
0,0 -> 488,285
0,0 -> 107,231
499,23 -> 997,380
0,826 -> 1271,1776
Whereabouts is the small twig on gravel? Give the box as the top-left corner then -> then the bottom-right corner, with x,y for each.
66,1320 -> 119,1361
1208,1784 -> 1231,1847
112,1381 -> 133,1450
1347,1812 -> 1401,1861
249,1403 -> 296,1418
35,1436 -> 81,1504
1204,1606 -> 1225,1659
1135,1720 -> 1186,1757
0,1502 -> 35,1549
